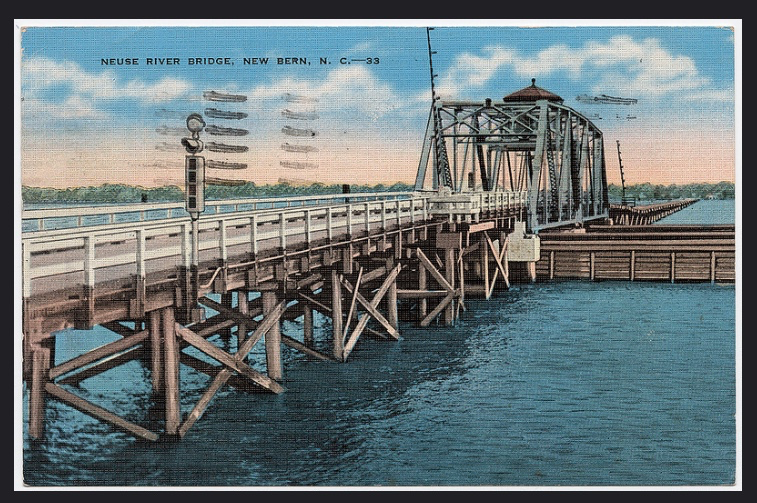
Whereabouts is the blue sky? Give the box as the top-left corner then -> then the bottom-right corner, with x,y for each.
18,21 -> 739,188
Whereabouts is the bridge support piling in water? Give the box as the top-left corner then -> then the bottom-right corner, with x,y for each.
237,291 -> 249,348
330,268 -> 344,360
302,301 -> 314,347
149,309 -> 164,396
28,340 -> 52,441
162,307 -> 181,439
261,286 -> 283,381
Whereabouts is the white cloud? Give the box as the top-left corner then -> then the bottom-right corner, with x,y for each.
680,88 -> 734,102
55,95 -> 110,119
248,65 -> 402,119
436,35 -> 727,102
437,46 -> 515,98
21,56 -> 192,104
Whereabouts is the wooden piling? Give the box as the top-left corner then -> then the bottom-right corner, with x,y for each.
444,248 -> 455,325
303,302 -> 314,347
549,251 -> 555,280
387,260 -> 399,330
480,234 -> 490,299
710,251 -> 716,284
630,250 -> 636,281
261,288 -> 282,381
162,307 -> 181,437
237,291 -> 249,348
418,262 -> 428,319
331,269 -> 344,360
220,292 -> 233,341
149,310 -> 163,395
28,342 -> 51,440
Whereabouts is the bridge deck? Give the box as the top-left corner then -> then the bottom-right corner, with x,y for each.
22,191 -> 527,334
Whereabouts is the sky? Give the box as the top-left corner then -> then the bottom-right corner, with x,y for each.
16,21 -> 739,189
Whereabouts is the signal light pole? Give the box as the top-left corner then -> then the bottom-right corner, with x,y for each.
183,113 -> 206,319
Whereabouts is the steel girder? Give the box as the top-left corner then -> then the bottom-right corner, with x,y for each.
415,99 -> 610,230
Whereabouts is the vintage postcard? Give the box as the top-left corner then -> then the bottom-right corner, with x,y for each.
16,20 -> 740,489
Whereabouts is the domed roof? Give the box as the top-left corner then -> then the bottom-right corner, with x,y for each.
503,79 -> 563,103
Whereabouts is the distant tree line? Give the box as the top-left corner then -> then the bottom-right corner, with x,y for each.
607,182 -> 734,202
21,180 -> 735,205
21,181 -> 417,204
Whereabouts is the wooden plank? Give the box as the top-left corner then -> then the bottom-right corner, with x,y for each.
57,347 -> 145,385
342,267 -> 363,343
298,291 -> 387,340
49,330 -> 149,379
45,383 -> 159,442
466,221 -> 496,234
340,279 -> 399,338
359,265 -> 388,284
416,248 -> 454,293
175,324 -> 285,394
342,264 -> 402,359
195,319 -> 239,339
198,296 -> 261,327
178,353 -> 256,391
397,289 -> 449,299
420,293 -> 455,327
281,335 -> 333,361
485,234 -> 510,294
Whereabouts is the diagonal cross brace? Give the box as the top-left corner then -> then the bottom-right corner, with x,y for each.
416,248 -> 454,293
342,264 -> 401,361
342,267 -> 363,343
340,277 -> 399,339
177,300 -> 287,437
485,234 -> 510,298
419,292 -> 456,327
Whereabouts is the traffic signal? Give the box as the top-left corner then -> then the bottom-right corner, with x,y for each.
185,155 -> 205,214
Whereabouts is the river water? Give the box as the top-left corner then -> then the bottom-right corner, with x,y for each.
20,200 -> 738,487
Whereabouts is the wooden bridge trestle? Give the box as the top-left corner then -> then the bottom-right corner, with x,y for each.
23,203 -> 524,442
608,199 -> 698,225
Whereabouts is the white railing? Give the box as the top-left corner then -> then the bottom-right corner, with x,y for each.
21,190 -> 529,299
428,190 -> 527,221
21,195 -> 431,299
21,191 -> 416,234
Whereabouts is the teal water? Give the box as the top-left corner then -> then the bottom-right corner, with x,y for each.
654,199 -> 735,225
21,200 -> 737,487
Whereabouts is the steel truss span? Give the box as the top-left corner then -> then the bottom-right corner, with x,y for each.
415,98 -> 609,231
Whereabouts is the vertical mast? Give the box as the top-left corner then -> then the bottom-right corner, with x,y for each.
427,27 -> 453,189
616,140 -> 627,203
